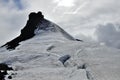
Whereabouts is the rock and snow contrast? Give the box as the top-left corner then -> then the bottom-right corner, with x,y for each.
0,11 -> 120,80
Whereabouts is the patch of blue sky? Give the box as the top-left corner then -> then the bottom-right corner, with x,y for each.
2,0 -> 9,3
13,0 -> 24,10
1,0 -> 24,10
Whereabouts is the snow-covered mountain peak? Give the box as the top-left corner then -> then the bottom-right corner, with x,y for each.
0,11 -> 120,80
1,11 -> 76,50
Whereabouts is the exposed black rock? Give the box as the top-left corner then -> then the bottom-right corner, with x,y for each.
1,11 -> 44,50
8,76 -> 12,79
76,39 -> 83,42
0,63 -> 13,71
0,71 -> 5,80
0,63 -> 13,80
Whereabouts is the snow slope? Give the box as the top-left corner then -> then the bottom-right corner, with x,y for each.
34,19 -> 76,41
0,19 -> 120,80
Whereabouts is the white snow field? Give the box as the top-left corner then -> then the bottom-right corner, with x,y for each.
0,19 -> 120,80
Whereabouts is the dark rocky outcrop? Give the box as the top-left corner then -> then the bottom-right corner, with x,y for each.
0,63 -> 13,70
1,11 -> 44,50
76,39 -> 83,42
0,63 -> 13,80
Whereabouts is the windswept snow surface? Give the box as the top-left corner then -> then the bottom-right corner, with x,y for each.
34,19 -> 76,41
0,20 -> 120,80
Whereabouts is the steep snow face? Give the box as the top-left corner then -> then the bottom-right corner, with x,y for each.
0,31 -> 120,80
34,19 -> 76,41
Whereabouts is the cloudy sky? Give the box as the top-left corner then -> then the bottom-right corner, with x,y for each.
0,0 -> 120,48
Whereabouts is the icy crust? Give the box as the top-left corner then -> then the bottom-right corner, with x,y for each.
0,35 -> 120,80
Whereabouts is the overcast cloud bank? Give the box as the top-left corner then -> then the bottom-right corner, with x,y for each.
95,23 -> 120,49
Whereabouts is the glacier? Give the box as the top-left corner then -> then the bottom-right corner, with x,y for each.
0,11 -> 120,80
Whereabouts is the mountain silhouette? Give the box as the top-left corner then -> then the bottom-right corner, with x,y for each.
1,11 -> 81,50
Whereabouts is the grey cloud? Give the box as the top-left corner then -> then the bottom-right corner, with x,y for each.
0,0 -> 28,45
0,0 -> 26,10
95,23 -> 120,49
